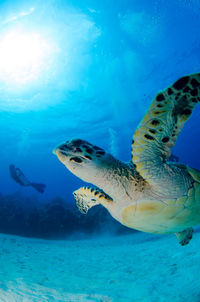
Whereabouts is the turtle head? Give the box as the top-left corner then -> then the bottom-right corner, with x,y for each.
53,139 -> 112,183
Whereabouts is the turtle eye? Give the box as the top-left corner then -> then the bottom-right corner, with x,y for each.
70,157 -> 83,163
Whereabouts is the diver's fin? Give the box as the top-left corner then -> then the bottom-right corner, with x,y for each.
73,186 -> 113,214
31,183 -> 46,194
175,227 -> 194,246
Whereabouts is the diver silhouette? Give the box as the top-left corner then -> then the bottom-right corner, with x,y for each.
9,164 -> 46,194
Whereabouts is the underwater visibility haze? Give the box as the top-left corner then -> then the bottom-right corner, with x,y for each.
1,0 -> 200,301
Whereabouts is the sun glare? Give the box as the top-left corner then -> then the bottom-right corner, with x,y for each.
0,30 -> 52,85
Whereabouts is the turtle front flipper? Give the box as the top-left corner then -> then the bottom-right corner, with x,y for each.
73,186 -> 113,214
132,73 -> 200,185
175,227 -> 194,246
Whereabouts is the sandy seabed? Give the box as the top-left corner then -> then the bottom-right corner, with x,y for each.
0,229 -> 200,302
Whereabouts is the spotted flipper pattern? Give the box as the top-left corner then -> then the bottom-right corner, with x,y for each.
73,186 -> 113,214
132,73 -> 200,183
175,227 -> 194,246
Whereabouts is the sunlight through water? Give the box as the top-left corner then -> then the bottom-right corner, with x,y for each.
0,29 -> 52,85
0,3 -> 100,111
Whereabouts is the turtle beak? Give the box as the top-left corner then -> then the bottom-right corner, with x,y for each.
53,143 -> 66,161
53,141 -> 74,163
53,148 -> 67,164
52,147 -> 58,155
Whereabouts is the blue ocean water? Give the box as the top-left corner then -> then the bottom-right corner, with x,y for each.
0,0 -> 200,301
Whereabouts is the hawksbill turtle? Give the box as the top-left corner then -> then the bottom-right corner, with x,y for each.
54,73 -> 200,246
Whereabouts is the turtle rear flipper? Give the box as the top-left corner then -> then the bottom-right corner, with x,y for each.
132,73 -> 200,185
175,227 -> 194,246
73,186 -> 113,214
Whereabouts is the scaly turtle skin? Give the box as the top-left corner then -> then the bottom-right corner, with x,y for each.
54,73 -> 200,246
